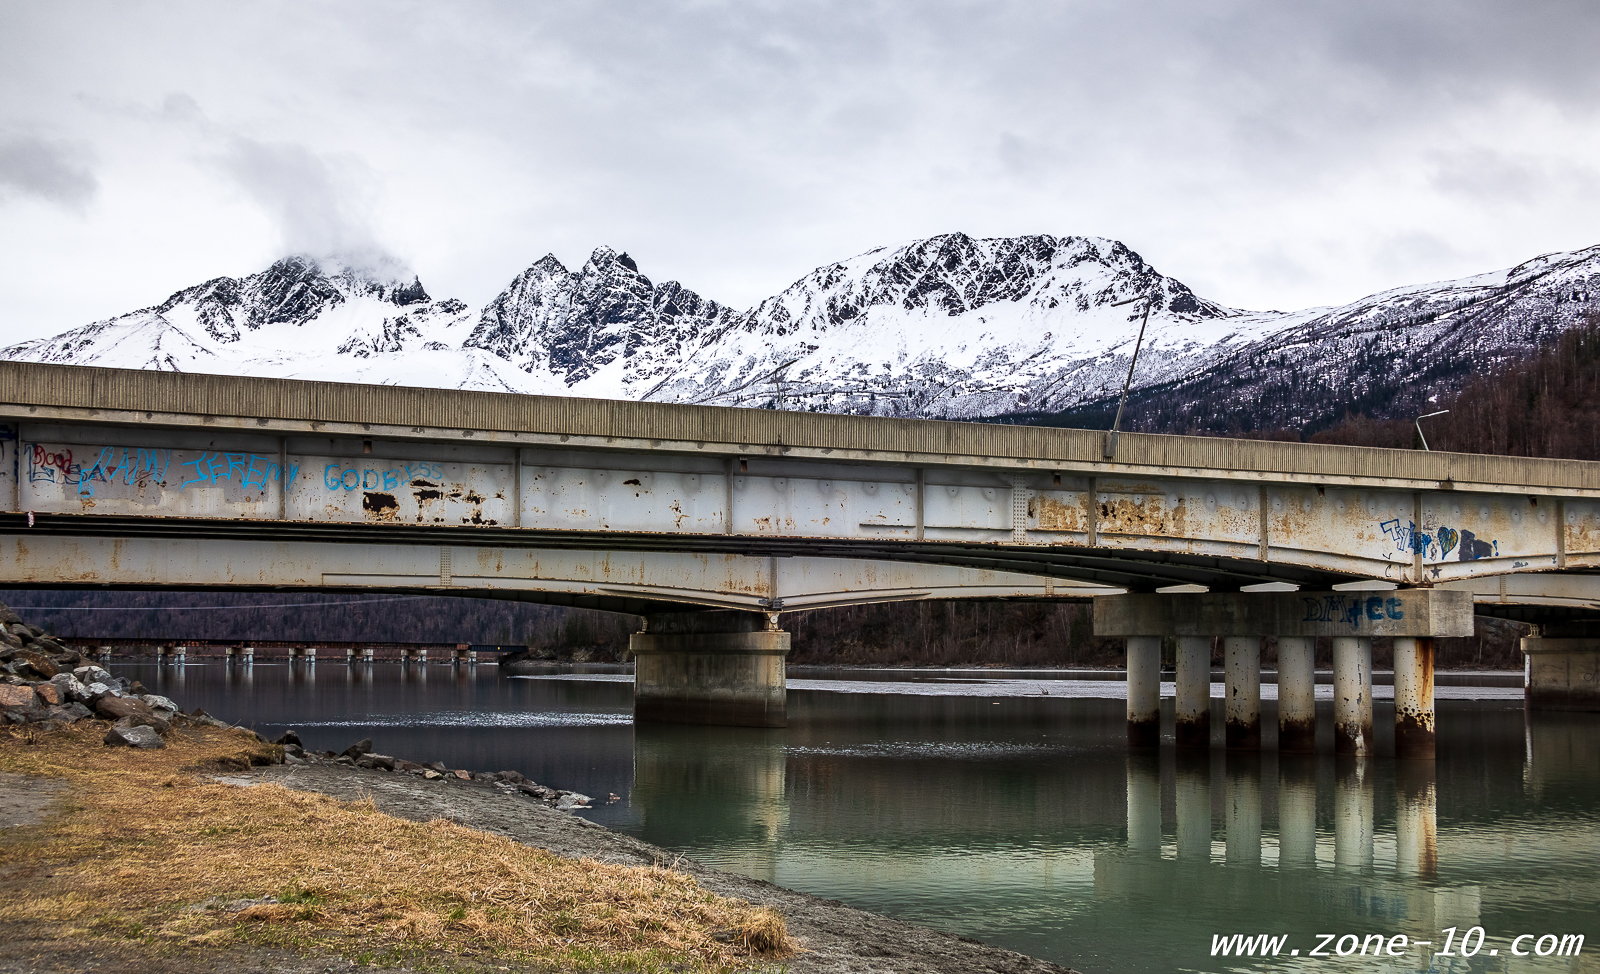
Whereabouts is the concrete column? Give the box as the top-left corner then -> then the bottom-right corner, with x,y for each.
1125,754 -> 1162,853
1277,757 -> 1318,868
1224,636 -> 1261,750
1394,636 -> 1436,759
467,650 -> 478,664
1126,636 -> 1161,747
1334,761 -> 1374,872
633,612 -> 789,727
173,645 -> 187,664
1175,752 -> 1211,860
1333,637 -> 1373,756
1175,636 -> 1212,749
345,648 -> 356,663
1224,755 -> 1261,866
304,647 -> 317,662
1277,637 -> 1316,753
1395,763 -> 1438,879
362,646 -> 375,662
241,645 -> 254,664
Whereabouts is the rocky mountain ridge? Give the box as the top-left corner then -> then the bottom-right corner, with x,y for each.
6,234 -> 1598,433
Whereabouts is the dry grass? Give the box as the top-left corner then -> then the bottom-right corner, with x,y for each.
0,722 -> 792,972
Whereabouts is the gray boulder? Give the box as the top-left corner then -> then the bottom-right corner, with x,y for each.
104,723 -> 165,749
50,673 -> 90,703
140,694 -> 179,716
355,753 -> 396,771
73,665 -> 113,685
47,702 -> 93,723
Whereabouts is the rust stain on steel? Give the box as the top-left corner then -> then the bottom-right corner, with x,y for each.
1098,494 -> 1184,537
1031,494 -> 1085,532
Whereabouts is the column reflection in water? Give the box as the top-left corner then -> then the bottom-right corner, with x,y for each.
1124,752 -> 1162,854
1224,754 -> 1261,866
631,725 -> 788,883
1394,762 -> 1437,879
1175,752 -> 1212,860
1334,759 -> 1374,873
1276,756 -> 1318,869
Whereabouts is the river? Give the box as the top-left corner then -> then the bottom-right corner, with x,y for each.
116,660 -> 1599,974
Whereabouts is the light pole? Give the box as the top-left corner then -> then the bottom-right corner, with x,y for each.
1415,410 -> 1450,451
1104,294 -> 1153,459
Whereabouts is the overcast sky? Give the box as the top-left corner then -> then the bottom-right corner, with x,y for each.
2,0 -> 1598,342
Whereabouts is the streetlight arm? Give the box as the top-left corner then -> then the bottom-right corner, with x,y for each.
1104,296 -> 1154,458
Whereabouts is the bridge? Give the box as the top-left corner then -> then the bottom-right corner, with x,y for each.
2,362 -> 1597,745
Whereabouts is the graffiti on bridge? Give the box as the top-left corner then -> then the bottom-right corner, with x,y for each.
1301,593 -> 1406,629
1380,518 -> 1498,562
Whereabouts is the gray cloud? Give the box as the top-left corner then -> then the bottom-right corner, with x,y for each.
0,136 -> 97,210
217,136 -> 396,268
3,0 -> 1600,337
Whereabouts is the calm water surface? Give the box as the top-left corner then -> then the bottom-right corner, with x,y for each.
119,661 -> 1599,974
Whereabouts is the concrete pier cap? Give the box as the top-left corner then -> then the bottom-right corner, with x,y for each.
632,610 -> 790,728
1096,589 -> 1472,758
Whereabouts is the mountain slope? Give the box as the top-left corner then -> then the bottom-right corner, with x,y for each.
5,236 -> 1599,436
1020,245 -> 1600,434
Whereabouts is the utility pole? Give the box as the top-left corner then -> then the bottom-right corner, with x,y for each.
1104,294 -> 1154,459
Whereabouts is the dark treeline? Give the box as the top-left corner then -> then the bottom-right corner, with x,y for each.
0,589 -> 636,659
1310,316 -> 1600,458
999,313 -> 1600,457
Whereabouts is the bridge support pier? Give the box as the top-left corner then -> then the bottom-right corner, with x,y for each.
98,645 -> 111,661
1125,636 -> 1161,747
1277,637 -> 1316,753
241,645 -> 254,664
1394,637 -> 1435,759
1223,637 -> 1261,750
173,644 -> 186,664
1174,636 -> 1211,748
362,647 -> 375,663
633,612 -> 789,728
1521,638 -> 1600,711
1333,637 -> 1374,756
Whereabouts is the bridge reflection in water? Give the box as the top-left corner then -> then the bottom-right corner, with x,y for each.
617,694 -> 1599,973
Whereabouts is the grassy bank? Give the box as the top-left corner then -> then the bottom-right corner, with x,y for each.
0,722 -> 790,972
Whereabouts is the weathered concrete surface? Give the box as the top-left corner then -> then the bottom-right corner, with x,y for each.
1522,638 -> 1600,711
1276,637 -> 1316,753
634,613 -> 789,727
1094,590 -> 1475,637
1125,636 -> 1160,747
1393,637 -> 1437,758
1333,637 -> 1375,756
1223,637 -> 1261,750
1174,636 -> 1211,749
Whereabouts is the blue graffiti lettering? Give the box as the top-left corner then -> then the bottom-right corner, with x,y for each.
1302,593 -> 1408,628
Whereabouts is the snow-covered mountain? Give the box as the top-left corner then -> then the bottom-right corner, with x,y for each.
6,234 -> 1598,432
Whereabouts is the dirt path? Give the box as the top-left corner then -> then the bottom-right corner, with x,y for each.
0,773 -> 63,829
251,764 -> 1078,974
